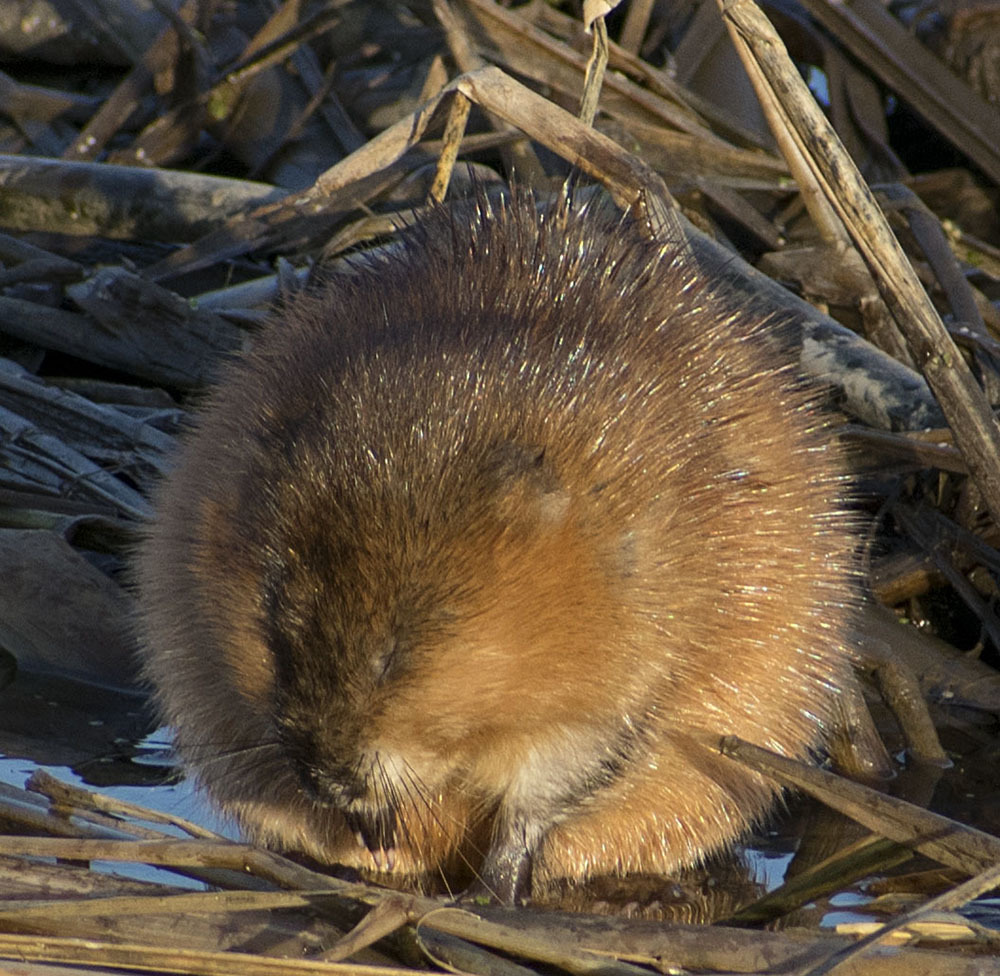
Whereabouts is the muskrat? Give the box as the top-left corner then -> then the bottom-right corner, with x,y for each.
137,189 -> 859,902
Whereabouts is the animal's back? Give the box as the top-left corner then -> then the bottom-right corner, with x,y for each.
138,191 -> 858,900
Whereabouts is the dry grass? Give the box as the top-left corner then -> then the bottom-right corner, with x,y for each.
0,0 -> 999,972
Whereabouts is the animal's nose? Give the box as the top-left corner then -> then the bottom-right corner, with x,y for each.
297,763 -> 365,807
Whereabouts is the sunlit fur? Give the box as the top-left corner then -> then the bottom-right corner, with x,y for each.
137,189 -> 860,897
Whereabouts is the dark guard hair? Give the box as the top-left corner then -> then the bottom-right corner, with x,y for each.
137,187 -> 860,902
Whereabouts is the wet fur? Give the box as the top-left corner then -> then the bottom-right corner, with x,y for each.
137,191 -> 859,899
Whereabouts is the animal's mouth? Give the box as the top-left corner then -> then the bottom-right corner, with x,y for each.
342,803 -> 399,870
291,749 -> 420,871
298,769 -> 400,864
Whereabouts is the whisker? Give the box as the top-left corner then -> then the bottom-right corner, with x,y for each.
397,760 -> 500,898
376,756 -> 403,872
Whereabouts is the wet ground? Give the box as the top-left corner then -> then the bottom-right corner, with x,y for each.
1,663 -> 997,929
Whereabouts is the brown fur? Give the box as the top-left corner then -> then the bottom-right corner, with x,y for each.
137,190 -> 860,900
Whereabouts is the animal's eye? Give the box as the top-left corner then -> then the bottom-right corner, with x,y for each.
374,636 -> 401,681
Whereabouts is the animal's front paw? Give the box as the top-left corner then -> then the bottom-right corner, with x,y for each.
458,841 -> 533,905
